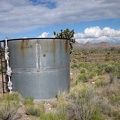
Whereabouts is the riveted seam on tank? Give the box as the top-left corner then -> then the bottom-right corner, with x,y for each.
36,43 -> 39,69
12,66 -> 69,73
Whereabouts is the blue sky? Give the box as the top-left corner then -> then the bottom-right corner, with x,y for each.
0,0 -> 120,43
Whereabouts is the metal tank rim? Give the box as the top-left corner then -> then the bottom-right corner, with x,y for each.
0,38 -> 69,42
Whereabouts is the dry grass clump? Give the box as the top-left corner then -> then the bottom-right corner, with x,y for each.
23,97 -> 45,118
40,112 -> 68,120
69,86 -> 106,120
0,102 -> 21,120
93,75 -> 109,87
0,92 -> 22,120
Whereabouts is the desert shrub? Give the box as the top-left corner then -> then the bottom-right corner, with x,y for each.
96,70 -> 103,76
0,101 -> 21,120
94,76 -> 108,87
105,55 -> 109,61
94,66 -> 103,76
111,108 -> 120,120
96,83 -> 120,119
5,92 -> 21,102
80,68 -> 86,73
92,64 -> 104,75
40,112 -> 68,120
70,83 -> 86,98
105,64 -> 115,73
101,82 -> 120,101
43,92 -> 69,120
0,93 -> 21,110
40,113 -> 59,120
69,88 -> 99,120
100,100 -> 120,120
0,93 -> 22,120
109,95 -> 120,105
114,64 -> 120,78
77,73 -> 88,82
88,72 -> 96,79
71,64 -> 78,69
116,71 -> 120,78
24,97 -> 45,117
37,103 -> 45,113
23,97 -> 34,106
25,105 -> 41,117
90,109 -> 106,120
56,92 -> 69,111
24,102 -> 45,117
109,74 -> 116,84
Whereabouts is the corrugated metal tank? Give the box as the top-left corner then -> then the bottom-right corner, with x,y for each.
8,38 -> 70,100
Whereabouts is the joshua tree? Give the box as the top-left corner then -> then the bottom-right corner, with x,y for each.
54,28 -> 75,54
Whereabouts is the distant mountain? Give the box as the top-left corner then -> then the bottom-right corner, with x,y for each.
73,41 -> 120,50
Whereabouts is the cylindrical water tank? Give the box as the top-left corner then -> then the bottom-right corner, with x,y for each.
8,38 -> 70,100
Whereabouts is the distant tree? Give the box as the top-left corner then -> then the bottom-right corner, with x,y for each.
54,28 -> 75,54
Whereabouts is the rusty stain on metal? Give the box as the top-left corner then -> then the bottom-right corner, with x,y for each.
52,39 -> 56,65
21,40 -> 24,57
36,39 -> 40,45
65,40 -> 68,53
26,40 -> 28,47
53,39 -> 56,54
21,40 -> 24,49
45,41 -> 48,53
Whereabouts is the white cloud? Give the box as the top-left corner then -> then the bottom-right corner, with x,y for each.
74,26 -> 120,43
84,26 -> 102,37
38,32 -> 49,38
0,0 -> 120,33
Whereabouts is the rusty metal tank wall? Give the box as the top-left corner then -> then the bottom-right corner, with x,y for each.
8,38 -> 70,100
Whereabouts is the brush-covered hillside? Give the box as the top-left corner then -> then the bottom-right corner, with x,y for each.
0,46 -> 120,120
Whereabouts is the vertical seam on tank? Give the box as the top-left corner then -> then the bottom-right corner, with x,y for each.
36,43 -> 39,69
36,41 -> 41,70
39,45 -> 41,68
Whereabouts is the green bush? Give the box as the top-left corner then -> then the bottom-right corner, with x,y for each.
23,97 -> 34,106
78,73 -> 88,82
88,72 -> 96,79
0,102 -> 21,120
40,113 -> 58,120
96,70 -> 103,76
40,112 -> 68,120
94,76 -> 107,87
24,97 -> 45,117
80,68 -> 86,73
71,64 -> 78,69
91,109 -> 105,120
0,93 -> 21,110
105,56 -> 109,61
37,103 -> 45,114
105,65 -> 115,73
109,74 -> 116,84
25,105 -> 41,117
5,92 -> 21,102
69,88 -> 98,120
